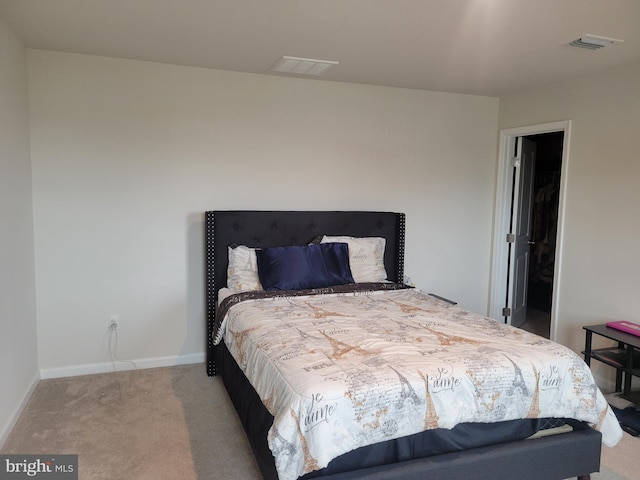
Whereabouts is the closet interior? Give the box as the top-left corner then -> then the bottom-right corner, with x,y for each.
520,131 -> 563,339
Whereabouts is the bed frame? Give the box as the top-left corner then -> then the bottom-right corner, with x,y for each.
204,210 -> 602,480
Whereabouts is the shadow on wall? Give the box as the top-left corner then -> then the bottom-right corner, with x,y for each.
183,213 -> 206,359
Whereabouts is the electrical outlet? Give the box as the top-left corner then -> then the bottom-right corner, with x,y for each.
108,314 -> 120,331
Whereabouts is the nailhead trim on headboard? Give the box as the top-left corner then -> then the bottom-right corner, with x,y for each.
397,213 -> 406,284
205,211 -> 217,376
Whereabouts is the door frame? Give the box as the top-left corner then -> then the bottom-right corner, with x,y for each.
488,120 -> 571,341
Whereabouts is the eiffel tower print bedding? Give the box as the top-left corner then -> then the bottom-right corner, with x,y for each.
213,284 -> 622,480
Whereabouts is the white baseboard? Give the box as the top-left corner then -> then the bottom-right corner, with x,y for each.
39,352 -> 205,379
0,371 -> 40,449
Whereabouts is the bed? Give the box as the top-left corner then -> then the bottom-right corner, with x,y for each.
205,210 -> 622,480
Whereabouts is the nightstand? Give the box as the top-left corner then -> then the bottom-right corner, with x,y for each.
583,324 -> 640,405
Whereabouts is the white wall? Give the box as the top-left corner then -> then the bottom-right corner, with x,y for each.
0,19 -> 39,445
27,50 -> 499,375
498,61 -> 640,372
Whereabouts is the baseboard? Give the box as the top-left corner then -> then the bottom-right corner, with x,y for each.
39,352 -> 205,379
592,370 -> 624,396
0,371 -> 40,449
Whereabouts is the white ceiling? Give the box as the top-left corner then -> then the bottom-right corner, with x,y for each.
1,0 -> 639,97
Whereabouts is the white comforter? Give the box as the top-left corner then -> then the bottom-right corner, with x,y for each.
216,287 -> 622,480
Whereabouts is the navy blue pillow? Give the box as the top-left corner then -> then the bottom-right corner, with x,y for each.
256,243 -> 354,291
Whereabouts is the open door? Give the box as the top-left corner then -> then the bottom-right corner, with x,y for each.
490,121 -> 569,342
506,137 -> 536,327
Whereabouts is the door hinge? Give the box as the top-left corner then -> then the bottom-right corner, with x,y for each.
511,156 -> 521,168
502,307 -> 511,317
506,233 -> 515,243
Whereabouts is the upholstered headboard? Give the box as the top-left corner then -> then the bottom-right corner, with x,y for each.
204,210 -> 406,376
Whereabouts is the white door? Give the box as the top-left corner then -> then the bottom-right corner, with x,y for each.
507,137 -> 536,327
489,121 -> 570,342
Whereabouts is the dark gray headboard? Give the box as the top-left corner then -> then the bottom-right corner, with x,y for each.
204,210 -> 406,376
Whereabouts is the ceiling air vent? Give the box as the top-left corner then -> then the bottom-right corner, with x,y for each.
568,34 -> 623,50
271,56 -> 339,76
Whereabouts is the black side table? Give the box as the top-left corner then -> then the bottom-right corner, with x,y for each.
583,324 -> 640,404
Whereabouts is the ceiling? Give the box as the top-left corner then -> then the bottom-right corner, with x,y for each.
1,0 -> 639,97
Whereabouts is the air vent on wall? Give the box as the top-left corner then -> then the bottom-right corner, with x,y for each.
271,56 -> 339,76
569,34 -> 623,50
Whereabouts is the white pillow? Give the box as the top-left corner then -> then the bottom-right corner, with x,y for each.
227,245 -> 262,292
320,235 -> 387,282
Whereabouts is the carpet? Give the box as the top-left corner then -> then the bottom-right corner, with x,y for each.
1,364 -> 636,479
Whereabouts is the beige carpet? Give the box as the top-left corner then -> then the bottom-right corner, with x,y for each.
1,364 -> 261,480
1,363 -> 637,479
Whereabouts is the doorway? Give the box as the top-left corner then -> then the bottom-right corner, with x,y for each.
517,132 -> 563,338
489,121 -> 571,341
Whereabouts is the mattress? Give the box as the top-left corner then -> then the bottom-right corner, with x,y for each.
214,284 -> 622,480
